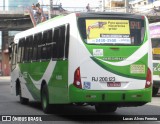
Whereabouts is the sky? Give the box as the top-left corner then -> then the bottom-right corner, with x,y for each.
58,0 -> 99,7
39,0 -> 99,7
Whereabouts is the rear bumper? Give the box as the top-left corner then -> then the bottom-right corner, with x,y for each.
69,85 -> 152,104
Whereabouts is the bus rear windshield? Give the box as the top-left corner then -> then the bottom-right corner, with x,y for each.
78,17 -> 145,45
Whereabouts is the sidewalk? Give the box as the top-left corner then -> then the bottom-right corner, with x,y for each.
0,76 -> 11,85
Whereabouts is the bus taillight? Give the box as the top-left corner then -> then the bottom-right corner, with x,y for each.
76,13 -> 81,17
141,16 -> 145,20
73,67 -> 82,89
145,68 -> 152,88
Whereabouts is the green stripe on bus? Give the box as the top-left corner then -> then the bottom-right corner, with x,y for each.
91,56 -> 147,80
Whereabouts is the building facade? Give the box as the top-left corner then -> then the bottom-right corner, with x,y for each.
98,0 -> 129,12
0,0 -> 37,76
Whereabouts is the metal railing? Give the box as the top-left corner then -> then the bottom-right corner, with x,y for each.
0,5 -> 159,16
0,6 -> 26,14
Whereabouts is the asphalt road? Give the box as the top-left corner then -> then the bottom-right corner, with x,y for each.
0,77 -> 160,123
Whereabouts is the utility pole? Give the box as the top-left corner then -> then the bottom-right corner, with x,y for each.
110,0 -> 112,12
48,0 -> 53,19
103,0 -> 105,12
125,0 -> 129,13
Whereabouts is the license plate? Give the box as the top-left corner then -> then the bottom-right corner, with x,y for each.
107,82 -> 121,87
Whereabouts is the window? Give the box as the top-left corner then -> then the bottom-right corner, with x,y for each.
46,29 -> 53,59
65,24 -> 70,59
52,28 -> 59,58
16,25 -> 69,62
28,36 -> 33,61
41,31 -> 47,60
78,17 -> 144,46
21,38 -> 25,62
33,34 -> 38,61
52,25 -> 70,59
37,33 -> 42,60
11,44 -> 17,70
18,39 -> 23,63
54,26 -> 65,59
24,38 -> 29,61
57,26 -> 65,59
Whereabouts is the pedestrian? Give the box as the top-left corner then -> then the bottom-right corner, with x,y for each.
59,3 -> 63,12
86,3 -> 90,12
35,3 -> 41,24
129,5 -> 133,13
31,4 -> 37,18
153,6 -> 158,15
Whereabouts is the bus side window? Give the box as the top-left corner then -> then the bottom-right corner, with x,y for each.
37,32 -> 42,60
41,31 -> 47,60
11,44 -> 17,70
33,34 -> 38,61
52,28 -> 59,59
46,29 -> 53,60
23,38 -> 28,62
28,36 -> 33,61
21,38 -> 25,62
18,39 -> 22,63
65,24 -> 70,59
56,26 -> 65,59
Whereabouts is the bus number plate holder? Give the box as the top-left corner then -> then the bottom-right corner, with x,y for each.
107,82 -> 121,87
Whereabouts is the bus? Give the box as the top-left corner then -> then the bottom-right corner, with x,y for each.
149,22 -> 160,96
10,12 -> 152,113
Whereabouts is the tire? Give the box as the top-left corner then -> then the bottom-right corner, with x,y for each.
41,84 -> 51,113
19,84 -> 29,104
95,103 -> 117,113
152,87 -> 159,96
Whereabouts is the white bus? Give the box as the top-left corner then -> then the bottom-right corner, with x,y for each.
10,12 -> 152,113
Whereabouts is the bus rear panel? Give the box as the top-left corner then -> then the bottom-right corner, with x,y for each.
69,13 -> 152,106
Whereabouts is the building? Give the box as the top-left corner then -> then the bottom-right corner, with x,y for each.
129,0 -> 160,14
0,0 -> 37,76
130,0 -> 148,8
98,0 -> 130,12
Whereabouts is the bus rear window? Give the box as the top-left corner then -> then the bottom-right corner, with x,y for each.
78,18 -> 145,45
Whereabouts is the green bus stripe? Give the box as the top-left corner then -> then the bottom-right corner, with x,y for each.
25,77 -> 41,101
91,57 -> 146,80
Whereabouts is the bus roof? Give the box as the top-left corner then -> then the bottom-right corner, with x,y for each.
76,12 -> 144,19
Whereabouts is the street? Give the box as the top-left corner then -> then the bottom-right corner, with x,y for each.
0,77 -> 160,123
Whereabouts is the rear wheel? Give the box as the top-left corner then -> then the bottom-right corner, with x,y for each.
41,84 -> 51,113
19,84 -> 29,104
95,103 -> 117,113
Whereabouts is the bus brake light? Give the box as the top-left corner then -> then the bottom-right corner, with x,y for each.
141,16 -> 145,20
145,68 -> 152,88
73,67 -> 82,89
